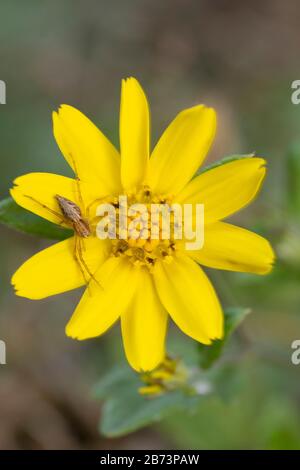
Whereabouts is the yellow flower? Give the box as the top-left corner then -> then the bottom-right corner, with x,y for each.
10,77 -> 275,372
139,357 -> 189,396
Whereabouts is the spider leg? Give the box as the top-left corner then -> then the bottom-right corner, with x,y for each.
23,194 -> 66,224
67,152 -> 108,224
67,152 -> 85,214
77,237 -> 103,290
89,215 -> 102,225
73,235 -> 89,285
73,235 -> 95,297
89,220 -> 113,238
90,220 -> 99,232
86,197 -> 109,220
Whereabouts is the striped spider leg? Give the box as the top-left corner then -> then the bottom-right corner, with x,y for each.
22,157 -> 102,290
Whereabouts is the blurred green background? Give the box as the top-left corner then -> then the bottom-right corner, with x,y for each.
1,0 -> 300,449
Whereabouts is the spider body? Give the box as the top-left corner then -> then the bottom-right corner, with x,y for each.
55,195 -> 91,238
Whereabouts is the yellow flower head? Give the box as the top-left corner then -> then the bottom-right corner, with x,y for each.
139,357 -> 189,397
10,77 -> 275,372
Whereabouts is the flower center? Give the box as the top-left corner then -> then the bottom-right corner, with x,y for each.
104,186 -> 178,270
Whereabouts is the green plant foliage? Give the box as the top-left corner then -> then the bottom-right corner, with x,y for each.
93,308 -> 249,437
0,197 -> 72,240
197,307 -> 250,369
287,143 -> 300,216
93,365 -> 201,437
199,153 -> 255,175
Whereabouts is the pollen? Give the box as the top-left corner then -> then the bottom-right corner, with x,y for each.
102,186 -> 178,270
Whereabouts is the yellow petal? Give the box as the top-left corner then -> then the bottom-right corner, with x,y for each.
10,172 -> 77,226
120,77 -> 150,191
153,254 -> 223,344
66,257 -> 139,340
148,105 -> 216,196
53,105 -> 121,198
186,221 -> 275,274
12,237 -> 110,299
176,157 -> 266,223
121,267 -> 167,372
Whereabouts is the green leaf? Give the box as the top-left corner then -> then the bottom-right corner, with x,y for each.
93,365 -> 199,438
199,153 -> 255,175
93,307 -> 251,437
0,197 -> 72,240
93,366 -> 138,400
286,143 -> 300,216
101,388 -> 197,438
197,307 -> 251,369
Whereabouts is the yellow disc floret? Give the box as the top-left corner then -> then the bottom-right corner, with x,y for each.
109,186 -> 178,270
